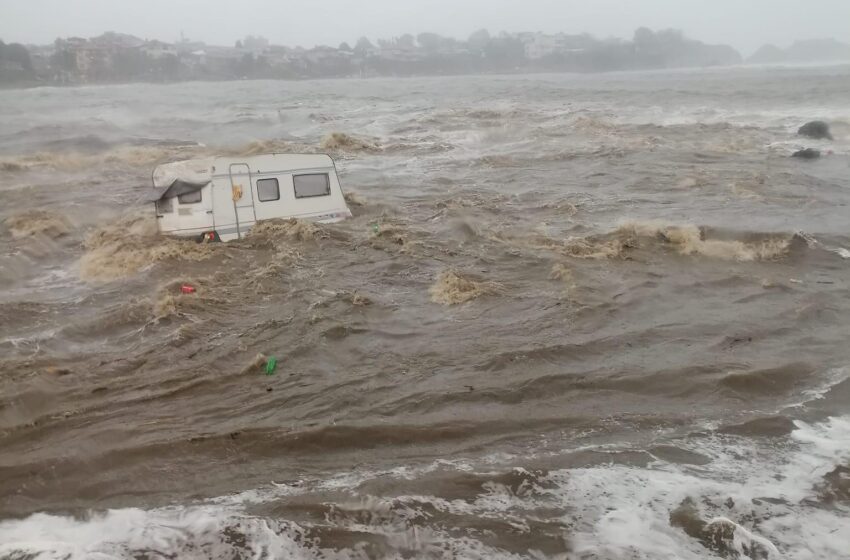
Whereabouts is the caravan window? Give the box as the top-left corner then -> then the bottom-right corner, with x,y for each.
178,190 -> 202,204
257,178 -> 280,202
294,173 -> 330,199
156,197 -> 173,214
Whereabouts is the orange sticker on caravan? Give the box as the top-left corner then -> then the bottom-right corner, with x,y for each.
231,185 -> 243,201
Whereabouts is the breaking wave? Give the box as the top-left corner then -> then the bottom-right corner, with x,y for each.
563,221 -> 794,262
3,209 -> 72,239
619,221 -> 792,261
0,508 -> 316,560
0,132 -> 382,173
320,132 -> 380,152
1,415 -> 848,559
247,218 -> 329,243
0,146 -> 204,172
78,212 -> 215,282
429,270 -> 497,305
229,138 -> 316,157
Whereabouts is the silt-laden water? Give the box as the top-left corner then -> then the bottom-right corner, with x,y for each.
1,65 -> 850,559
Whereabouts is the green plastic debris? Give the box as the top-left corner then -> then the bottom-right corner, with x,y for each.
265,356 -> 278,375
372,223 -> 380,233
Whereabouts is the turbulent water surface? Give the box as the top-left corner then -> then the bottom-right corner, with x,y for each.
1,65 -> 850,559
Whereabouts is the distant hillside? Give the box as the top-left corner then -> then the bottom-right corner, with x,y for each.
748,38 -> 850,64
748,44 -> 786,65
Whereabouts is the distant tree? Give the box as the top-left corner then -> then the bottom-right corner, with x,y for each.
232,52 -> 256,77
49,40 -> 77,72
112,49 -> 149,80
243,35 -> 269,51
158,53 -> 181,81
235,40 -> 243,49
633,27 -> 655,48
397,33 -> 415,49
468,28 -> 491,52
253,54 -> 271,77
338,41 -> 352,52
485,34 -> 525,64
0,41 -> 33,72
354,36 -> 373,56
417,32 -> 442,52
656,29 -> 684,46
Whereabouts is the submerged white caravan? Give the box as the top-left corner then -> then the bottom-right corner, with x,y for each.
149,153 -> 352,242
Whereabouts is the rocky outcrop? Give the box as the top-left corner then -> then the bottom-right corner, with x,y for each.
792,148 -> 821,160
747,44 -> 785,65
670,498 -> 779,559
798,121 -> 833,141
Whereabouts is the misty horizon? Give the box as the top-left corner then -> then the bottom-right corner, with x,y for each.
2,0 -> 850,57
6,27 -> 850,60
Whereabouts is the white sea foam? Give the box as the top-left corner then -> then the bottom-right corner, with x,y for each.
2,418 -> 848,559
0,507 -> 324,560
563,416 -> 850,559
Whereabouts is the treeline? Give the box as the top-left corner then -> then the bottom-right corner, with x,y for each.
0,40 -> 34,83
0,27 -> 744,86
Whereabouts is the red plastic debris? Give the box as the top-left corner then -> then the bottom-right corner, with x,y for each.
181,284 -> 196,294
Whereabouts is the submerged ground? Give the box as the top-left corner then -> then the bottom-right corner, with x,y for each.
1,65 -> 850,559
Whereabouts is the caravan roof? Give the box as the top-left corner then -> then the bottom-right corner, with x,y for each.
153,157 -> 215,188
149,157 -> 214,201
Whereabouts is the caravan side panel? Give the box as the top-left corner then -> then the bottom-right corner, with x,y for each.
250,169 -> 350,223
210,176 -> 256,241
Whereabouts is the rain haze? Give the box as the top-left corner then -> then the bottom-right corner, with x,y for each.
2,0 -> 850,54
2,0 -> 850,559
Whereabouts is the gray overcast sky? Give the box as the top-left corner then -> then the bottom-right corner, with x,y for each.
1,0 -> 849,56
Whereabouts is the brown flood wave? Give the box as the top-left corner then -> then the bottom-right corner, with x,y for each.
78,211 -> 216,282
564,221 -> 796,261
0,131 -> 381,173
3,210 -> 72,240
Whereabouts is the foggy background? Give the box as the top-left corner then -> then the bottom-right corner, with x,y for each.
2,0 -> 850,55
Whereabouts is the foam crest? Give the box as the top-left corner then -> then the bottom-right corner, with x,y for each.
3,210 -> 72,239
564,415 -> 850,559
0,507 -> 322,560
429,270 -> 497,305
320,132 -> 380,153
78,211 -> 215,282
562,221 -> 792,262
617,221 -> 791,261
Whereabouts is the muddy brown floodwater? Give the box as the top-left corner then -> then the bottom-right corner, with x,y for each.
1,66 -> 850,559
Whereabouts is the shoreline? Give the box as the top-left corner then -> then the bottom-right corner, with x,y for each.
4,60 -> 850,92
0,63 -> 747,91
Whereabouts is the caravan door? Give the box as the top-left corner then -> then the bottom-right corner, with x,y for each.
224,163 -> 257,240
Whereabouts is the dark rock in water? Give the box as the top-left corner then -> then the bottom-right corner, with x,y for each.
792,148 -> 821,160
817,464 -> 850,505
669,498 -> 706,539
798,121 -> 833,140
702,518 -> 778,559
670,498 -> 779,559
